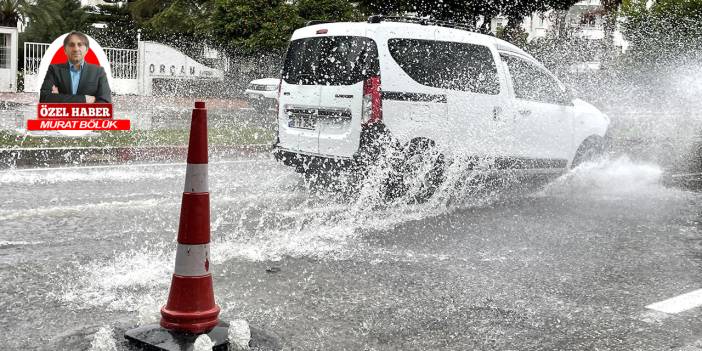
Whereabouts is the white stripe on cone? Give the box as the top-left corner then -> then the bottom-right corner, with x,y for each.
174,244 -> 210,276
184,164 -> 208,193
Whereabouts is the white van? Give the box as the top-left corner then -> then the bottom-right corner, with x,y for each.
273,17 -> 609,196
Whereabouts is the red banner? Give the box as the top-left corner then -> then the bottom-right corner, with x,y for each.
27,119 -> 131,131
37,103 -> 113,119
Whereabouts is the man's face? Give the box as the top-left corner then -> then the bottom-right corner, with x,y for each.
64,35 -> 87,65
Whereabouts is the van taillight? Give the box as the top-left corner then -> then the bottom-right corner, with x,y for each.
362,76 -> 382,125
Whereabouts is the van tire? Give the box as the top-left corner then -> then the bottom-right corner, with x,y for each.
571,136 -> 605,168
401,139 -> 445,203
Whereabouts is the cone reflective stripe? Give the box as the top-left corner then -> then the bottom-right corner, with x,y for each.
174,244 -> 210,276
184,164 -> 208,193
160,101 -> 221,335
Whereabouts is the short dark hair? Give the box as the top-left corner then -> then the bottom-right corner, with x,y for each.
63,31 -> 89,48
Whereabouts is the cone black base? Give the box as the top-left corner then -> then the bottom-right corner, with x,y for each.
125,321 -> 229,351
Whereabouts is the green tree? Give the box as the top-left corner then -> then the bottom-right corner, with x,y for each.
129,0 -> 168,23
21,0 -> 89,43
357,0 -> 580,42
205,0 -> 303,54
0,0 -> 27,27
355,0 -> 411,17
130,0 -> 210,43
601,0 -> 623,44
622,0 -> 702,60
84,4 -> 139,48
297,0 -> 359,22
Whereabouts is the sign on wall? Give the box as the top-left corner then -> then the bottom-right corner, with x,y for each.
137,41 -> 224,96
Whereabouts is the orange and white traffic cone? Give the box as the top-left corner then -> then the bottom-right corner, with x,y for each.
160,100 -> 220,334
125,101 -> 230,350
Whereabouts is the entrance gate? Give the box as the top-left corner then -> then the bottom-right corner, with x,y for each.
23,40 -> 222,96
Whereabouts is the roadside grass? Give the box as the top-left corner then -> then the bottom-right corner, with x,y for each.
0,127 -> 275,149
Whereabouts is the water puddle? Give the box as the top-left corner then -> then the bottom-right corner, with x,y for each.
0,240 -> 44,247
0,165 -> 183,185
58,248 -> 172,320
0,198 -> 163,221
57,156 -> 520,312
55,155 -> 688,315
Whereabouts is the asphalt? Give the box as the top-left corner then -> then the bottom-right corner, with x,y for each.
0,144 -> 272,168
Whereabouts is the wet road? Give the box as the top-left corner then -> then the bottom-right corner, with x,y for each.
0,155 -> 701,350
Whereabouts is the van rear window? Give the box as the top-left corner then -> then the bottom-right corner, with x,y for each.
283,36 -> 379,86
388,39 -> 500,95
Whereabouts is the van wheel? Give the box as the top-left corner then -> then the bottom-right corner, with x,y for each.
571,136 -> 605,168
401,139 -> 445,203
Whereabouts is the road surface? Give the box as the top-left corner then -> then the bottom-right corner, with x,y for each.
0,155 -> 700,350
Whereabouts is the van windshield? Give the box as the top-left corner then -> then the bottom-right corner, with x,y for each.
283,36 -> 379,86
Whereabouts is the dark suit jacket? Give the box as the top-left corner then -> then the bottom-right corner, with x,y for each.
39,63 -> 112,103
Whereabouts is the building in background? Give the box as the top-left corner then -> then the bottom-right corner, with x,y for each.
521,0 -> 629,52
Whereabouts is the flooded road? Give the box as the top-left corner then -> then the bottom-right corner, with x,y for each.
1,155 -> 701,350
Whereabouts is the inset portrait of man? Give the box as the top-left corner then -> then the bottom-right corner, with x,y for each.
39,31 -> 112,103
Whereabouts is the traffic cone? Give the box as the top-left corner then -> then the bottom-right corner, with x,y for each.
125,101 -> 229,350
160,100 -> 220,334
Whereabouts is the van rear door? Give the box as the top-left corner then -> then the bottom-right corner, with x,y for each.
281,35 -> 379,157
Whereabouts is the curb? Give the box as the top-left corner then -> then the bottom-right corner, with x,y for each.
0,144 -> 273,169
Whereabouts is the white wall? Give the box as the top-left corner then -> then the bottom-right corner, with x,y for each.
137,41 -> 224,96
22,39 -> 223,96
112,78 -> 138,95
0,26 -> 18,92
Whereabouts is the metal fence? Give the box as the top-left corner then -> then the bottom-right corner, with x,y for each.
24,42 -> 49,74
104,48 -> 137,79
23,43 -> 138,80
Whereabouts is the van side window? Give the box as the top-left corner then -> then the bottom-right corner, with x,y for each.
501,54 -> 568,105
388,39 -> 500,95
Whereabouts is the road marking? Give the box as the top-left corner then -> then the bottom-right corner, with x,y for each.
646,289 -> 702,314
670,172 -> 702,179
3,159 -> 272,173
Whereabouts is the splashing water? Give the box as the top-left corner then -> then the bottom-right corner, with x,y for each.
56,155 -> 674,316
204,145 -> 574,267
210,151 -> 514,263
194,334 -> 215,351
59,248 -> 173,313
89,326 -> 117,351
539,155 -> 666,198
228,319 -> 252,350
